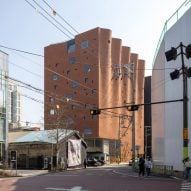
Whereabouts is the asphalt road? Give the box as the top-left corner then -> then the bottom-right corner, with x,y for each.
0,166 -> 185,191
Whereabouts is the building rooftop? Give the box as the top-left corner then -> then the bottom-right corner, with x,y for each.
9,129 -> 77,144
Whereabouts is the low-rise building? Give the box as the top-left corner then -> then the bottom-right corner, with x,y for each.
8,129 -> 87,169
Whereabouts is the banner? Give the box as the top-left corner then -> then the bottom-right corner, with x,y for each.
68,139 -> 81,167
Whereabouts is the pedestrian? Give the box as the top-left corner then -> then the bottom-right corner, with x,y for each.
183,157 -> 191,179
84,158 -> 87,168
138,157 -> 145,176
145,157 -> 152,176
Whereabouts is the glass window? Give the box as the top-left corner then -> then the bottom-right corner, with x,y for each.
92,88 -> 96,94
54,85 -> 57,90
84,65 -> 91,72
55,63 -> 60,68
49,109 -> 55,115
49,97 -> 55,103
67,39 -> 76,53
69,57 -> 76,64
67,116 -> 74,125
64,93 -> 73,101
85,78 -> 89,83
66,70 -> 70,76
71,80 -> 79,88
84,128 -> 92,135
52,74 -> 59,81
81,40 -> 89,49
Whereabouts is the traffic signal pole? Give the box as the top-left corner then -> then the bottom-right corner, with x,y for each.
131,64 -> 136,160
180,42 -> 189,159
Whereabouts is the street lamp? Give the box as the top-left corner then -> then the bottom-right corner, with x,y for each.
165,42 -> 191,160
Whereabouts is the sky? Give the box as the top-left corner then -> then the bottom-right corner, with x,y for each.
0,0 -> 189,126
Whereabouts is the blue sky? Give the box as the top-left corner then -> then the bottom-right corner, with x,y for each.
0,0 -> 188,125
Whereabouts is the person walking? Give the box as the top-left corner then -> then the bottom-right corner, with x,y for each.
84,158 -> 87,168
183,157 -> 191,179
145,157 -> 152,176
138,157 -> 145,176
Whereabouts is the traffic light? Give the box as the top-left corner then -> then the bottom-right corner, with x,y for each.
127,105 -> 139,111
165,47 -> 177,61
170,69 -> 180,80
186,44 -> 191,59
90,109 -> 101,115
187,67 -> 191,78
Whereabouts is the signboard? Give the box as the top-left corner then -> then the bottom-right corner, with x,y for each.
183,128 -> 188,140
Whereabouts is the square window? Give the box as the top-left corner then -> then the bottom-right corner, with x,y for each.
84,128 -> 92,135
52,74 -> 59,80
81,40 -> 89,49
49,109 -> 55,115
67,39 -> 76,53
69,57 -> 76,64
84,65 -> 91,72
71,80 -> 79,88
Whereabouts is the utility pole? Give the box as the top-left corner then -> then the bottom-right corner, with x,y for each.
130,64 -> 135,160
180,42 -> 189,159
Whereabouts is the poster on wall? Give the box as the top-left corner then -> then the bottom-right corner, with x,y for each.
68,139 -> 81,167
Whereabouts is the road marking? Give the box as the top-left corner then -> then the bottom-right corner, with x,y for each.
181,181 -> 191,190
45,186 -> 88,191
45,174 -> 78,177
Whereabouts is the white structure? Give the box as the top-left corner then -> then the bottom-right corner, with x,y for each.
152,5 -> 191,171
0,50 -> 9,161
8,83 -> 21,128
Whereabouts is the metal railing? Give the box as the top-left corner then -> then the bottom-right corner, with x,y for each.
152,0 -> 191,67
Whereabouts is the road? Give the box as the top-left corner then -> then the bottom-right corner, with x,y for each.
0,166 -> 187,191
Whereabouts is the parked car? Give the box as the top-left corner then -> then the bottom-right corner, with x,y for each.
128,159 -> 133,166
98,159 -> 105,165
87,158 -> 102,167
128,158 -> 139,166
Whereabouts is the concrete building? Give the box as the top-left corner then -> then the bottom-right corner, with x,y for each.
8,83 -> 21,129
152,4 -> 191,171
144,76 -> 152,158
0,50 -> 8,162
44,27 -> 145,163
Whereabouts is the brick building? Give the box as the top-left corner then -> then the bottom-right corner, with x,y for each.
44,27 -> 145,163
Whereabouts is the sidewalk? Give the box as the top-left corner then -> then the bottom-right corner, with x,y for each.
0,163 -> 128,178
0,169 -> 49,178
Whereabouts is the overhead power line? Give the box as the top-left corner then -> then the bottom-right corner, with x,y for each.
0,45 -> 43,57
41,0 -> 79,34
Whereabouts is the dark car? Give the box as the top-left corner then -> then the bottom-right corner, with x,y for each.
98,159 -> 105,165
87,158 -> 102,167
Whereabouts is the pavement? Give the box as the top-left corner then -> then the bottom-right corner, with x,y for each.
1,162 -> 182,180
0,163 -> 128,178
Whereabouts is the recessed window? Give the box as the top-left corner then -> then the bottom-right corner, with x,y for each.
49,97 -> 55,103
81,40 -> 89,49
67,116 -> 74,124
69,57 -> 76,64
71,105 -> 76,110
52,74 -> 59,81
71,80 -> 79,88
84,128 -> 92,135
49,109 -> 55,115
54,85 -> 57,90
64,93 -> 73,101
67,39 -> 76,53
92,88 -> 96,94
84,65 -> 91,73
85,78 -> 89,83
55,63 -> 60,68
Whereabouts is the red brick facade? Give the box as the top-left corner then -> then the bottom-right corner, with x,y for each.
44,27 -> 145,162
